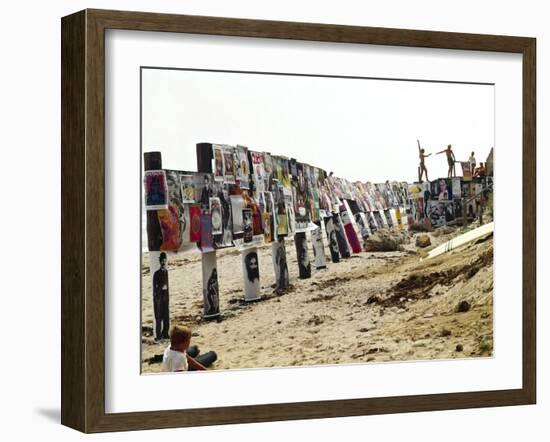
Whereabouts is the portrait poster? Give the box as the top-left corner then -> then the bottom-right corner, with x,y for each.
195,173 -> 214,212
222,146 -> 236,184
235,145 -> 250,189
212,144 -> 225,182
242,208 -> 253,243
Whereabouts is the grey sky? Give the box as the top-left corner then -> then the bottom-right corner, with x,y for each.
142,68 -> 493,183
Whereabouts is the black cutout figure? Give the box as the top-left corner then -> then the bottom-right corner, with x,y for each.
152,252 -> 170,339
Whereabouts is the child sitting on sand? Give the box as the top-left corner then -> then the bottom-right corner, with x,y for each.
161,325 -> 217,372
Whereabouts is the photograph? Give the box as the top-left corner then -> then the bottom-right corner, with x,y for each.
140,67 -> 495,375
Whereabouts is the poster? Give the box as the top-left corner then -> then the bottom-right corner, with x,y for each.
189,204 -> 201,242
235,145 -> 250,189
179,174 -> 195,203
195,173 -> 214,212
212,144 -> 224,182
144,170 -> 168,210
230,194 -> 244,235
461,161 -> 473,181
209,197 -> 223,235
242,208 -> 253,243
251,151 -> 266,193
200,211 -> 214,252
223,146 -> 236,184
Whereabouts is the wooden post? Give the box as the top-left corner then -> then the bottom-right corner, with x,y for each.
196,143 -> 220,319
143,151 -> 168,340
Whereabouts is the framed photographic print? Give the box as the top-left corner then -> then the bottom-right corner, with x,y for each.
61,9 -> 536,433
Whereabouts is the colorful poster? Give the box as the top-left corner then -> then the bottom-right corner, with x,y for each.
144,170 -> 168,209
222,146 -> 236,184
189,204 -> 201,242
180,174 -> 195,203
157,206 -> 180,251
212,144 -> 224,182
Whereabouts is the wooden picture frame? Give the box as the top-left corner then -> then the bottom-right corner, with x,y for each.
61,9 -> 536,433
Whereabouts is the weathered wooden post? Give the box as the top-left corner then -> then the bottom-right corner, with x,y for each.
143,151 -> 170,340
196,143 -> 221,319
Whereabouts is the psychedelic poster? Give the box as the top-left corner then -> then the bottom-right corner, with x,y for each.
189,204 -> 201,242
144,170 -> 168,210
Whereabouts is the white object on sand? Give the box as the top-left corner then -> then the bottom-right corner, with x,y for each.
425,222 -> 494,260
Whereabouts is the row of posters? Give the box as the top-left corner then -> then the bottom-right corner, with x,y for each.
143,143 -> 491,251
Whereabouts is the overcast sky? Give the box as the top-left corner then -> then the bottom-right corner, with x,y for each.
142,68 -> 494,183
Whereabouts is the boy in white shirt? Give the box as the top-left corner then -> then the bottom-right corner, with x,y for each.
161,325 -> 207,372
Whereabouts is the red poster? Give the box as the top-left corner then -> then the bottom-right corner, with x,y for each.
189,204 -> 201,242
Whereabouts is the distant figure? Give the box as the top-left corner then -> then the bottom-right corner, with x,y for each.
417,139 -> 432,182
436,144 -> 456,178
468,151 -> 477,174
474,162 -> 487,177
153,252 -> 170,340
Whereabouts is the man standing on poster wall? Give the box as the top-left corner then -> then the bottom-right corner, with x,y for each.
153,252 -> 170,340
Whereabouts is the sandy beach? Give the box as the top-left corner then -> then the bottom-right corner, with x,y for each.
141,225 -> 493,373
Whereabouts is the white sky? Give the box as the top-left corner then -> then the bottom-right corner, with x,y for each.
142,68 -> 494,183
